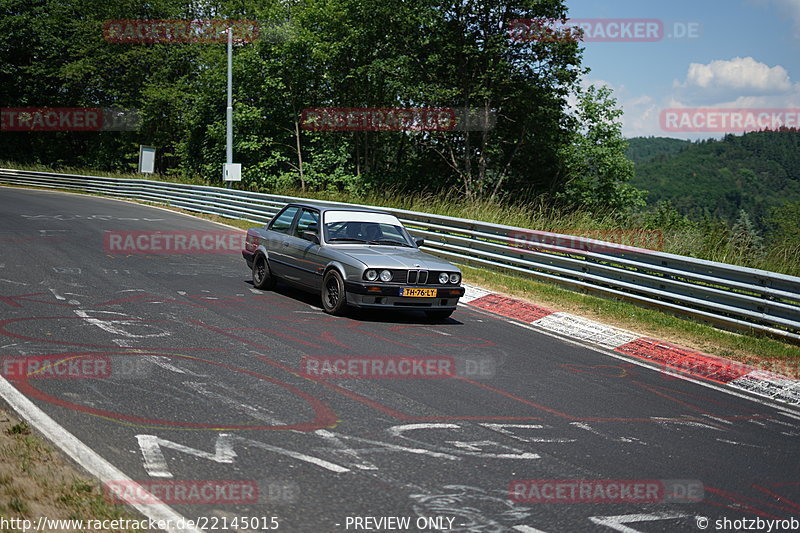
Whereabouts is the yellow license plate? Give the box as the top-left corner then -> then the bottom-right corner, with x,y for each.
400,287 -> 437,297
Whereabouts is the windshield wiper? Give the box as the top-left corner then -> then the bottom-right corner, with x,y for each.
327,237 -> 368,243
368,239 -> 413,247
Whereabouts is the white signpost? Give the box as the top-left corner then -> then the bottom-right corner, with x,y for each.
138,145 -> 156,174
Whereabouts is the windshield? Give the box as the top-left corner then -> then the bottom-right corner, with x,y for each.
322,211 -> 415,246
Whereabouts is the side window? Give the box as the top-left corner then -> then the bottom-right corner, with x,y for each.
294,209 -> 320,238
269,206 -> 300,234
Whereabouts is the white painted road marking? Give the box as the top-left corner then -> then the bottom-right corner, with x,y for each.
74,309 -> 171,339
0,376 -> 201,532
589,512 -> 694,533
136,434 -> 237,478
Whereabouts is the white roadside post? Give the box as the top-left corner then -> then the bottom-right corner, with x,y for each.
138,145 -> 156,174
222,26 -> 241,187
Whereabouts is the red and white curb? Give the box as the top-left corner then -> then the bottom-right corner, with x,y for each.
461,285 -> 800,407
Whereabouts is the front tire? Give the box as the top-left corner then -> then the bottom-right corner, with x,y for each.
425,309 -> 454,320
252,254 -> 276,290
321,269 -> 347,315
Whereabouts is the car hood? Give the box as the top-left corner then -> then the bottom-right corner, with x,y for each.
334,246 -> 458,271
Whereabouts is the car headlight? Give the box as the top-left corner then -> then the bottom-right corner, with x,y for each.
449,273 -> 461,284
379,269 -> 393,282
365,269 -> 378,281
438,272 -> 450,284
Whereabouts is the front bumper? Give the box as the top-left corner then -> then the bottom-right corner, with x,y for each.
344,282 -> 464,309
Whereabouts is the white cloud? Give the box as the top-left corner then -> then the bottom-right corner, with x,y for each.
571,59 -> 800,140
675,57 -> 792,96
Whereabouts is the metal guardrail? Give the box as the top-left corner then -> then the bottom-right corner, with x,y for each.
2,167 -> 800,343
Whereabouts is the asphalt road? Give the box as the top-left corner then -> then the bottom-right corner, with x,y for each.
0,186 -> 798,533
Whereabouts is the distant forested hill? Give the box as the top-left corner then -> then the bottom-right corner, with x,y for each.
628,131 -> 800,224
626,137 -> 691,164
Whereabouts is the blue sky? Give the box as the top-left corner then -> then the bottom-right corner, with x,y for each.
565,0 -> 800,139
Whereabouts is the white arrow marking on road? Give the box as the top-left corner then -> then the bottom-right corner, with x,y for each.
313,429 -> 379,470
388,423 -> 540,459
589,512 -> 694,533
569,422 -> 638,443
331,431 -> 461,461
74,309 -> 170,338
650,417 -> 724,430
387,423 -> 461,437
483,423 -> 577,443
233,435 -> 351,473
50,288 -> 65,300
147,357 -> 190,374
715,438 -> 764,448
112,339 -> 134,347
136,434 -> 237,478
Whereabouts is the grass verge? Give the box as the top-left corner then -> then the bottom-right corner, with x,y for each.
0,409 -> 150,532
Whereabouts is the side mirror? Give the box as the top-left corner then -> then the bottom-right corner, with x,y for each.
301,230 -> 319,244
415,237 -> 425,247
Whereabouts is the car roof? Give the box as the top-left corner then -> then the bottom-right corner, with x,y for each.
283,202 -> 390,215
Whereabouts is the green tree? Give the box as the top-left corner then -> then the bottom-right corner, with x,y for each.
557,85 -> 643,214
730,209 -> 764,260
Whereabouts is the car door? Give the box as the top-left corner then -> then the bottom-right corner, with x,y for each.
284,208 -> 325,288
265,205 -> 301,277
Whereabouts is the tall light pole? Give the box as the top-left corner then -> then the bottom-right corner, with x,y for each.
226,26 -> 233,167
222,26 -> 241,186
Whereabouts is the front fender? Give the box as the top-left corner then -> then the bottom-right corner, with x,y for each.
324,260 -> 350,280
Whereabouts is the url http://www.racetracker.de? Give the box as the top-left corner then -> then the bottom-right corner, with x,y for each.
0,516 -> 281,531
